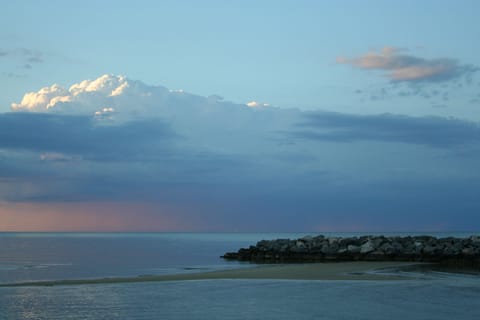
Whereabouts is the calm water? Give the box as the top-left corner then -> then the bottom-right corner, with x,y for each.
0,232 -> 479,319
0,232 -> 316,283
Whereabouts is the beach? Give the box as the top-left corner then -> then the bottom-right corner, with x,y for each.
2,261 -> 414,286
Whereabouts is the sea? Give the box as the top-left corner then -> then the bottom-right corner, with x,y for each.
0,232 -> 479,320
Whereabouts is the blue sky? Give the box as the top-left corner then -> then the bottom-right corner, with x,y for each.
1,1 -> 480,231
2,0 -> 479,116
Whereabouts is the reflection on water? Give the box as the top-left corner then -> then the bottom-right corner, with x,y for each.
0,232 -> 274,283
1,278 -> 480,320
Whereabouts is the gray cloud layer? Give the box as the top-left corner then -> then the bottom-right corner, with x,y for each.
0,112 -> 175,161
2,75 -> 480,230
293,111 -> 480,148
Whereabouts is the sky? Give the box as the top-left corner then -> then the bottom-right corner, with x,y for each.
1,0 -> 480,232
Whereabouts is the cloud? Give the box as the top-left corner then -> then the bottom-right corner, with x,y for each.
10,74 -> 295,158
3,75 -> 299,203
11,74 -> 208,115
0,48 -> 45,78
0,112 -> 175,161
246,101 -> 270,108
2,48 -> 43,61
0,48 -> 44,66
2,72 -> 27,79
40,152 -> 74,162
337,47 -> 478,83
3,75 -> 480,230
11,75 -> 128,112
293,111 -> 480,148
12,84 -> 70,110
12,75 -> 276,120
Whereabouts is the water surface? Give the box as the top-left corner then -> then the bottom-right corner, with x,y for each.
1,232 -> 478,320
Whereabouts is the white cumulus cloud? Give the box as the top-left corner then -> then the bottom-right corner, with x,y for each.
10,74 -> 298,157
246,101 -> 270,108
11,74 -> 160,116
11,84 -> 70,111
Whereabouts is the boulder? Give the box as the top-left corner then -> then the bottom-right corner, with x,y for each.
380,243 -> 396,255
347,245 -> 361,254
360,240 -> 376,254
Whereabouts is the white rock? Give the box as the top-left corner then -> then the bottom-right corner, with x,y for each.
360,240 -> 376,254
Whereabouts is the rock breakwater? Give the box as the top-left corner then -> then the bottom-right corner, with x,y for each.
222,235 -> 480,268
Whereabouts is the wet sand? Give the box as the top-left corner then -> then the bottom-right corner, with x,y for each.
0,261 -> 418,287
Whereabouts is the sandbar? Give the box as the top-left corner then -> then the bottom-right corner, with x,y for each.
0,261 -> 420,287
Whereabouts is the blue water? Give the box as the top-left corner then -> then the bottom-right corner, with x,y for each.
0,232 -> 479,319
0,232 -> 318,283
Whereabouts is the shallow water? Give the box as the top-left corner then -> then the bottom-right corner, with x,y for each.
1,278 -> 480,320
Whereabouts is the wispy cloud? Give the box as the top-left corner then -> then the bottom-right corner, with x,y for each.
0,48 -> 43,63
337,47 -> 478,83
0,48 -> 45,77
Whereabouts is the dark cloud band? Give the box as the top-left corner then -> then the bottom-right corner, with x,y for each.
0,112 -> 175,160
293,111 -> 480,147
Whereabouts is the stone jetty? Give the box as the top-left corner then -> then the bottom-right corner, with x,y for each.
222,235 -> 480,268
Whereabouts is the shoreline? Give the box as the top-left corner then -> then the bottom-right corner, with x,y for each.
0,261 -> 418,287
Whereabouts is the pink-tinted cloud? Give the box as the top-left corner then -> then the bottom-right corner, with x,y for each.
337,47 -> 477,82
